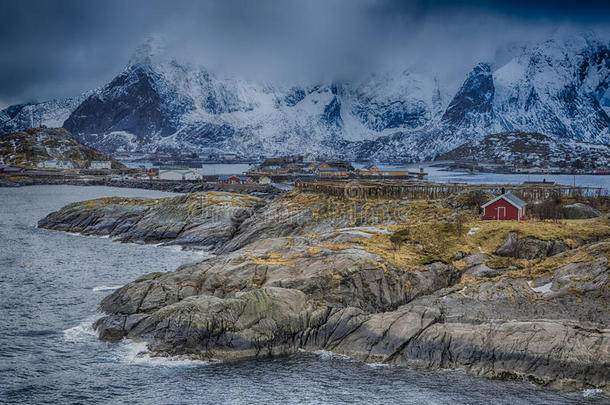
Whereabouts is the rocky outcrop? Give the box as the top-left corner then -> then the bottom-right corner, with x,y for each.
496,231 -> 568,259
38,192 -> 264,251
563,203 -> 601,219
40,191 -> 610,393
92,220 -> 610,393
95,232 -> 462,332
0,127 -> 125,169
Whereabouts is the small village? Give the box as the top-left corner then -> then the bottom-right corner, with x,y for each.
3,151 -> 607,226
1,154 -> 428,184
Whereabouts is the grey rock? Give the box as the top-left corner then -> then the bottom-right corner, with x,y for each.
562,203 -> 601,219
38,192 -> 264,252
496,232 -> 568,259
94,315 -> 127,342
495,231 -> 519,257
44,190 -> 610,393
464,263 -> 506,278
587,241 -> 610,250
462,253 -> 491,267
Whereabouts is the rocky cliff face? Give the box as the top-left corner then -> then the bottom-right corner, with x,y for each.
1,33 -> 609,160
38,192 -> 265,251
64,64 -> 187,146
39,190 -> 610,393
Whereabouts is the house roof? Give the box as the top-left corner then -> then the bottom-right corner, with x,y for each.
218,175 -> 250,181
482,192 -> 527,210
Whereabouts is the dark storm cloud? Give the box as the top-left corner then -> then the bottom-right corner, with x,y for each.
0,0 -> 608,108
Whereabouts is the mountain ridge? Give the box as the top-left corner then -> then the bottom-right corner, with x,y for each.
1,33 -> 608,161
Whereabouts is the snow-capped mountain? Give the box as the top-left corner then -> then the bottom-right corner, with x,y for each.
0,32 -> 608,160
492,33 -> 609,143
0,92 -> 91,135
355,33 -> 609,161
60,38 -> 442,156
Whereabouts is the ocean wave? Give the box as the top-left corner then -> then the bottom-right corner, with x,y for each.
65,232 -> 110,239
118,341 -> 218,367
63,318 -> 97,343
299,348 -> 351,361
365,362 -> 390,368
92,285 -> 123,292
299,348 -> 390,368
582,389 -> 603,398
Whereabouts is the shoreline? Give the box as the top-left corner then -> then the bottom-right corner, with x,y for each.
0,174 -> 283,197
36,189 -> 610,395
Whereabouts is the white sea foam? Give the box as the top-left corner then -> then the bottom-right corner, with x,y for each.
118,341 -> 217,367
63,318 -> 97,343
92,285 -> 123,292
300,349 -> 351,361
365,362 -> 390,368
65,232 -> 110,239
582,388 -> 602,398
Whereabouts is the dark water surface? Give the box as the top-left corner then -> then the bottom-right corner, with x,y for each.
0,186 -> 606,404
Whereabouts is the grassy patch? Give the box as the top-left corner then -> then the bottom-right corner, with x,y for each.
235,252 -> 296,267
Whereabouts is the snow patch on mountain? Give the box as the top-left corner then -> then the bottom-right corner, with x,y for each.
1,32 -> 608,161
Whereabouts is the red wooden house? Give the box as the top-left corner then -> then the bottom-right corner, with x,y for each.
0,166 -> 23,174
481,192 -> 527,220
218,175 -> 253,185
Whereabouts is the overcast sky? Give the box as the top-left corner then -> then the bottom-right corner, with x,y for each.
0,0 -> 608,108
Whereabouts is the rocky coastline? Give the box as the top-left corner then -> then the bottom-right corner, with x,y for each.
38,190 -> 610,394
1,174 -> 282,197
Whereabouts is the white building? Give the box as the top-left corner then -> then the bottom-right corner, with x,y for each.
158,166 -> 204,180
90,160 -> 112,170
37,159 -> 74,170
303,153 -> 317,163
258,176 -> 272,184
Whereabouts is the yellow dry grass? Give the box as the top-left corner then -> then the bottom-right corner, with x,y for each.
235,252 -> 296,267
80,196 -> 162,209
271,191 -> 610,276
77,191 -> 262,214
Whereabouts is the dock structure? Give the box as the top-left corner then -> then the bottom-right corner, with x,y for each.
245,171 -> 428,182
294,179 -> 605,201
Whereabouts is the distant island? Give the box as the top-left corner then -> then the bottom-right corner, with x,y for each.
0,127 -> 124,170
